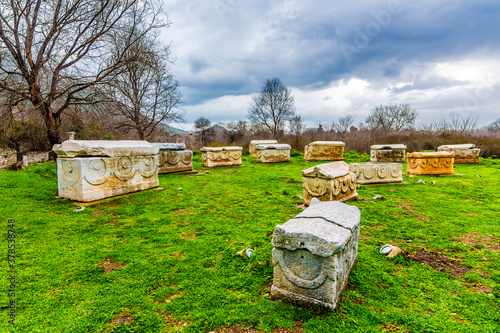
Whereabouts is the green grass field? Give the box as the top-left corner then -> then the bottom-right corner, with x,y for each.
1,152 -> 499,332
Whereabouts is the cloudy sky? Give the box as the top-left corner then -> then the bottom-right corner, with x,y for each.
163,0 -> 500,131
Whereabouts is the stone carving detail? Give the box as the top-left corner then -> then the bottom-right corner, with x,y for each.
302,161 -> 357,206
201,147 -> 242,167
370,144 -> 407,163
272,200 -> 361,310
249,140 -> 278,157
437,144 -> 480,164
304,141 -> 345,161
407,152 -> 455,175
54,140 -> 160,202
255,144 -> 290,163
153,143 -> 193,174
349,163 -> 403,184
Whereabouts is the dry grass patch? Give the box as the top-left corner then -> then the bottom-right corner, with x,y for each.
97,258 -> 128,274
459,233 -> 500,251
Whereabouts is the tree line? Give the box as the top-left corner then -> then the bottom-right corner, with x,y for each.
0,0 -> 183,152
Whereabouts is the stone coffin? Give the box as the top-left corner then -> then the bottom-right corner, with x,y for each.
255,144 -> 291,163
302,161 -> 357,206
249,140 -> 278,157
53,140 -> 159,202
349,163 -> 403,184
152,143 -> 193,174
407,151 -> 455,175
370,144 -> 407,163
201,146 -> 242,167
437,144 -> 480,164
271,200 -> 361,310
304,141 -> 345,161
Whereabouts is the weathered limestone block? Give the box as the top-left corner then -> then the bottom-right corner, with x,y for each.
201,146 -> 242,167
53,140 -> 159,202
249,140 -> 278,157
153,143 -> 193,174
437,144 -> 480,164
349,163 -> 403,184
407,151 -> 454,175
271,200 -> 361,310
302,161 -> 357,206
255,144 -> 291,163
370,144 -> 407,163
304,141 -> 345,161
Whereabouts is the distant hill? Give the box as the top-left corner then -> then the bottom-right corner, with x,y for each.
160,124 -> 189,135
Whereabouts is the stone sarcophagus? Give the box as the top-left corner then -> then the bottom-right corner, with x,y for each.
370,144 -> 407,163
437,144 -> 480,164
349,163 -> 403,184
249,140 -> 278,157
304,141 -> 345,161
271,199 -> 361,310
302,161 -> 357,206
153,143 -> 193,174
53,140 -> 159,202
255,144 -> 291,163
407,151 -> 454,175
201,146 -> 242,167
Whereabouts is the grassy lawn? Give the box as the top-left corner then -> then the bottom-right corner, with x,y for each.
1,151 -> 499,332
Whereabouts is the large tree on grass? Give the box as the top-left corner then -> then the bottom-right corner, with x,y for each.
247,77 -> 295,139
0,0 -> 167,147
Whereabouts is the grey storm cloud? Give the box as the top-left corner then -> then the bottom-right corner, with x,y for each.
164,0 -> 500,127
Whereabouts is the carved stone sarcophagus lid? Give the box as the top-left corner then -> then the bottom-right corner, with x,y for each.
53,140 -> 160,202
255,143 -> 291,163
407,151 -> 454,175
201,146 -> 242,167
302,161 -> 357,206
304,141 -> 345,161
370,144 -> 407,163
271,200 -> 361,310
152,143 -> 193,174
437,144 -> 480,164
349,162 -> 403,184
249,140 -> 278,157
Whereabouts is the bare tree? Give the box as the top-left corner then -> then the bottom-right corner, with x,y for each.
448,113 -> 478,132
107,31 -> 183,140
365,104 -> 418,131
194,117 -> 215,147
0,0 -> 167,147
333,115 -> 355,140
221,120 -> 247,143
488,118 -> 500,132
247,77 -> 295,139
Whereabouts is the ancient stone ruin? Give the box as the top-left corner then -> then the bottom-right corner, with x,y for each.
271,199 -> 361,310
437,144 -> 480,164
152,143 -> 193,174
255,143 -> 291,163
302,161 -> 357,206
249,140 -> 278,157
349,163 -> 403,184
201,146 -> 242,167
53,140 -> 159,202
304,141 -> 345,161
407,151 -> 455,175
370,144 -> 407,163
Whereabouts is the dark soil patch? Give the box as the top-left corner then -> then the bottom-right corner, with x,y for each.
111,315 -> 133,325
410,249 -> 471,276
97,258 -> 127,274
